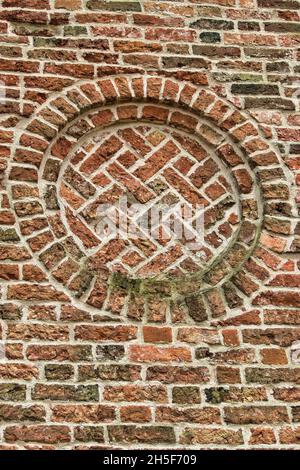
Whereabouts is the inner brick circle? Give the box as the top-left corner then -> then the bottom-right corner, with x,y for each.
58,123 -> 241,280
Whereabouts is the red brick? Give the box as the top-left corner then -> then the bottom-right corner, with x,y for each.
156,406 -> 221,424
145,27 -> 196,42
249,427 -> 276,445
279,427 -> 300,444
103,385 -> 167,403
7,324 -> 69,342
0,264 -> 19,280
26,345 -> 92,362
7,284 -> 68,302
0,364 -> 38,381
51,405 -> 115,423
44,63 -> 94,79
55,0 -> 81,9
75,325 -> 137,342
4,425 -> 70,444
120,406 -> 152,423
143,326 -> 172,344
180,427 -> 243,445
170,112 -> 198,131
146,366 -> 210,384
134,141 -> 179,181
224,406 -> 289,424
222,329 -> 240,347
217,366 -> 241,384
260,348 -> 288,365
129,345 -> 192,363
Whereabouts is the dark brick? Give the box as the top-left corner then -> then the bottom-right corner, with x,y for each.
45,364 -> 74,381
244,97 -> 295,110
258,0 -> 300,8
0,384 -> 26,401
200,32 -> 220,43
172,386 -> 201,405
238,22 -> 260,31
96,345 -> 125,361
87,1 -> 141,11
231,84 -> 279,96
265,22 -> 300,33
246,368 -> 300,384
108,425 -> 176,444
190,19 -> 234,30
0,303 -> 22,320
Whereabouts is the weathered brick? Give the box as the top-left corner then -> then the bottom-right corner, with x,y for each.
224,406 -> 289,424
0,364 -> 38,381
279,427 -> 300,445
103,384 -> 167,403
143,326 -> 172,344
87,1 -> 141,12
32,384 -> 99,402
27,345 -> 92,362
205,386 -> 267,404
75,325 -> 137,342
217,366 -> 241,384
129,345 -> 192,363
4,425 -> 70,444
243,328 -> 300,347
0,405 -> 45,422
45,364 -> 74,381
74,426 -> 104,443
249,427 -> 276,445
0,384 -> 26,401
180,428 -> 244,445
156,406 -> 221,424
51,404 -> 115,423
146,366 -> 210,384
79,365 -> 141,382
7,324 -> 69,342
273,388 -> 300,402
178,327 -> 220,345
8,284 -> 68,302
120,405 -> 151,423
108,425 -> 175,444
246,368 -> 300,384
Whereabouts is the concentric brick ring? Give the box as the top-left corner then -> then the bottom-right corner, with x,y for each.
38,103 -> 262,307
9,75 -> 293,315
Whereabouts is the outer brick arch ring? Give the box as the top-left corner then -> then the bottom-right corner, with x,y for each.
8,74 -> 295,319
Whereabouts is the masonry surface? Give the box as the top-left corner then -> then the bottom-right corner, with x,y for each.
0,0 -> 300,450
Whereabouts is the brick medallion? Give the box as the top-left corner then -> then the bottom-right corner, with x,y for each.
9,75 -> 293,319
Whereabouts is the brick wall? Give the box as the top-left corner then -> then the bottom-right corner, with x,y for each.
0,0 -> 300,450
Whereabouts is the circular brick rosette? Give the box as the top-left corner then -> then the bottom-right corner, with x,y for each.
9,75 -> 296,322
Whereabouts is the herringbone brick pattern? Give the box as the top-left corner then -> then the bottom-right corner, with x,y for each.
61,123 -> 239,279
